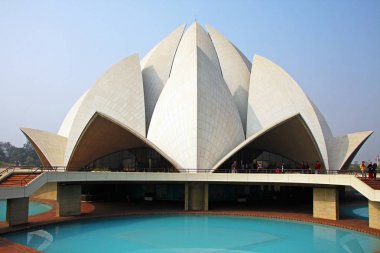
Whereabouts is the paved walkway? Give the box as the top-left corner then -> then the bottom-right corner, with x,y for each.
0,199 -> 379,252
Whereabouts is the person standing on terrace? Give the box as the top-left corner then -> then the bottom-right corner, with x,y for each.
373,162 -> 378,180
314,161 -> 321,174
368,162 -> 373,179
360,161 -> 366,178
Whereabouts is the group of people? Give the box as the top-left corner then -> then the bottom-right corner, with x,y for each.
360,161 -> 378,180
230,160 -> 322,174
231,160 -> 244,173
300,161 -> 321,174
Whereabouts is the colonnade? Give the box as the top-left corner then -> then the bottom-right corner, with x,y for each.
5,182 -> 380,230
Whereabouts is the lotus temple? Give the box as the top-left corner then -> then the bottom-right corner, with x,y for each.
2,23 -> 380,247
20,23 -> 372,173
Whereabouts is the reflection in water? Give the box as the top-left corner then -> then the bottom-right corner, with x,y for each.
341,205 -> 368,220
340,233 -> 369,253
314,224 -> 372,253
27,229 -> 53,251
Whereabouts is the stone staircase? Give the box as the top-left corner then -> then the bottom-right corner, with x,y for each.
0,173 -> 40,187
360,178 -> 380,190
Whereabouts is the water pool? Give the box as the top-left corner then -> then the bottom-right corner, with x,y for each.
4,215 -> 380,253
0,200 -> 52,221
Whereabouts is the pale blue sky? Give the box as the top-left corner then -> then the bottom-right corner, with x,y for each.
0,0 -> 379,163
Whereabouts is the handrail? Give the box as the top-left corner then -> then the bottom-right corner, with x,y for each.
0,166 -> 15,178
0,165 -> 362,179
26,166 -> 362,174
19,167 -> 40,186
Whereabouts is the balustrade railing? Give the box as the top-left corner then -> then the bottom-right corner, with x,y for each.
0,165 -> 362,176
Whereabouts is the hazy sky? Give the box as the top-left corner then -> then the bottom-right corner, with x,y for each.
0,0 -> 379,163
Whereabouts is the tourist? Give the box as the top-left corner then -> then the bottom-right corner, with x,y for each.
301,161 -> 306,174
257,162 -> 263,171
281,163 -> 285,173
245,163 -> 250,173
360,161 -> 366,178
373,162 -> 378,180
368,162 -> 373,179
231,161 -> 237,173
315,161 -> 321,174
253,161 -> 258,171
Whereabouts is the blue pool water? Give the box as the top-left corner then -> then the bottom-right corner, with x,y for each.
4,215 -> 380,253
0,200 -> 52,221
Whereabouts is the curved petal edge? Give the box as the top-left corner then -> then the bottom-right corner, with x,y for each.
141,24 -> 186,132
327,131 -> 373,170
21,128 -> 67,167
212,113 -> 323,172
247,55 -> 329,169
64,54 -> 146,165
67,112 -> 181,171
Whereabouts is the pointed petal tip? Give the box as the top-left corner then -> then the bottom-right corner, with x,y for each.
189,21 -> 204,30
347,130 -> 374,137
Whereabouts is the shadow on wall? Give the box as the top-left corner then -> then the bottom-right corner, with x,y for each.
142,66 -> 164,133
246,102 -> 262,137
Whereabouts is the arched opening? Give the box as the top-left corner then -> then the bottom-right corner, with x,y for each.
214,149 -> 301,173
67,112 -> 179,171
213,114 -> 324,173
86,147 -> 174,172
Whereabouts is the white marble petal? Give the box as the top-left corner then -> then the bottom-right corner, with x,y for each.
148,23 -> 245,171
207,24 -> 250,133
327,131 -> 373,170
141,24 -> 186,132
64,54 -> 145,165
21,128 -> 67,167
58,90 -> 89,137
247,55 -> 330,169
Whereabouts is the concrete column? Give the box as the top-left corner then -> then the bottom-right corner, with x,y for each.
184,183 -> 189,211
57,183 -> 81,216
204,183 -> 209,211
6,197 -> 29,226
313,188 -> 339,220
185,182 -> 208,211
369,200 -> 380,229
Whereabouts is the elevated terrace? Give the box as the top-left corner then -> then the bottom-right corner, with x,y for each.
1,167 -> 380,230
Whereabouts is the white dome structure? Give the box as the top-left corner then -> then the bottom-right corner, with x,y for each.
22,23 -> 372,172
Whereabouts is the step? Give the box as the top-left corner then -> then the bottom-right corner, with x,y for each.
0,173 -> 40,187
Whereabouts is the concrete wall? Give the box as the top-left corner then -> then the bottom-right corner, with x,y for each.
313,188 -> 339,220
32,182 -> 57,200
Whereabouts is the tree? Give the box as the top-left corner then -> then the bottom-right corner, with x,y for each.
0,148 -> 5,162
0,141 -> 41,166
